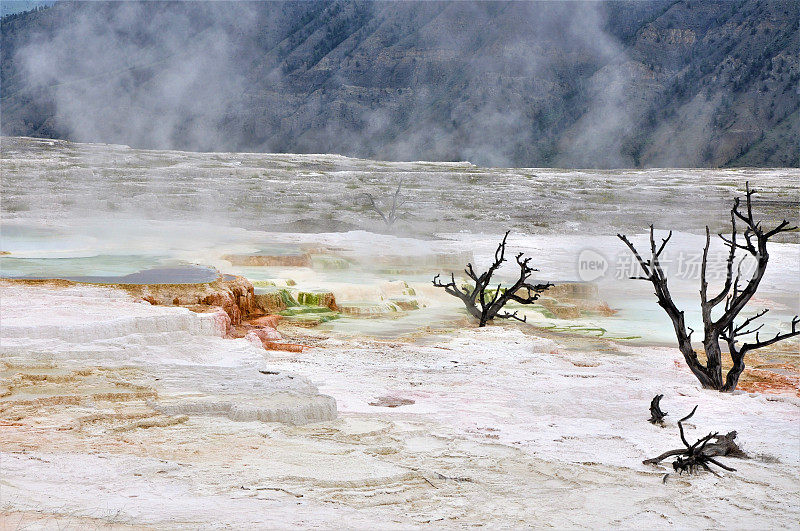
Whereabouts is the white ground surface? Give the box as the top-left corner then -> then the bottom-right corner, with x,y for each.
1,282 -> 798,528
1,138 -> 798,528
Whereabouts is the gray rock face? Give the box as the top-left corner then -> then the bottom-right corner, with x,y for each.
1,1 -> 797,168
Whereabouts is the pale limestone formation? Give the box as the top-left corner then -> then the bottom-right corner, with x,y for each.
0,282 -> 338,428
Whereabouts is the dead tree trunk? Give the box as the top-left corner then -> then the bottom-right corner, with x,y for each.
648,394 -> 667,425
361,181 -> 405,228
433,231 -> 552,327
618,183 -> 799,392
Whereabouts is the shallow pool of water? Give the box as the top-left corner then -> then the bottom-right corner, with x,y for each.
0,255 -> 219,284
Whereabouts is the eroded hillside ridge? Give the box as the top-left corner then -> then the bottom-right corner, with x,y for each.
1,0 -> 798,167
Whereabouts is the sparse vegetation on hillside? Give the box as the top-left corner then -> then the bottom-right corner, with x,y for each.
1,0 -> 797,167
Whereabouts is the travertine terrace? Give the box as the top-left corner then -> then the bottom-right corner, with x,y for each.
1,138 -> 798,528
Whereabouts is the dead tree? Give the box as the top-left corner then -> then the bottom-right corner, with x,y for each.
648,394 -> 667,425
432,231 -> 552,327
361,181 -> 405,228
643,406 -> 746,476
618,184 -> 799,391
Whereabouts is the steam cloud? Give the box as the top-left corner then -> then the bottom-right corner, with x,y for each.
13,1 -> 642,167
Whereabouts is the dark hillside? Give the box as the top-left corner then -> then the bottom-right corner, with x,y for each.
2,0 -> 797,167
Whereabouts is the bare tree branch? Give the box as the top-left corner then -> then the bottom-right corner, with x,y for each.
618,182 -> 799,391
360,180 -> 405,228
645,406 -> 744,476
433,231 -> 551,326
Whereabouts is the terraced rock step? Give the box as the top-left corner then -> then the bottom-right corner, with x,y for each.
0,282 -> 339,427
295,290 -> 338,310
279,306 -> 340,327
254,286 -> 338,312
309,255 -> 351,270
222,253 -> 310,267
151,392 -> 337,425
339,302 -> 402,317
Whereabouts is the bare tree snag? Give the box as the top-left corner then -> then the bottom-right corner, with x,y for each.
648,394 -> 667,425
643,406 -> 746,476
618,184 -> 799,391
361,180 -> 405,228
433,231 -> 552,327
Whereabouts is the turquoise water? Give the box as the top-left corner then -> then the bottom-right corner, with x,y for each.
0,255 -> 218,284
2,220 -> 796,346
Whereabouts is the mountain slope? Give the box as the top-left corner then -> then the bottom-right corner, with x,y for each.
1,0 -> 797,167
